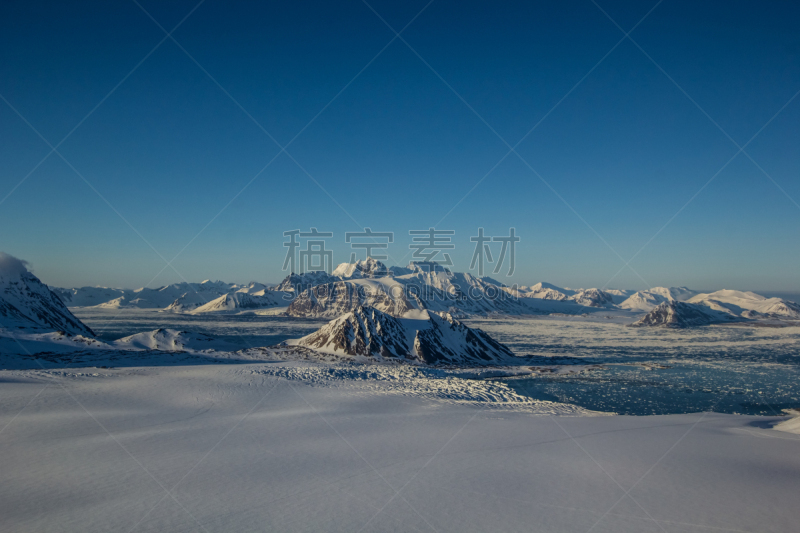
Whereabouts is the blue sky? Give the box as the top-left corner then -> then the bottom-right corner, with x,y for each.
1,0 -> 799,292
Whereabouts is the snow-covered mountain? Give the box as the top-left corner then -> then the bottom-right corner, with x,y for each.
508,282 -> 571,300
331,257 -> 397,279
0,253 -> 94,337
687,290 -> 800,320
619,287 -> 697,311
53,280 -> 235,310
287,278 -> 416,318
51,286 -> 127,307
631,301 -> 734,328
52,279 -> 287,314
286,261 -> 530,318
190,290 -> 290,314
508,283 -> 616,307
46,255 -> 800,326
571,288 -> 614,307
291,305 -> 516,365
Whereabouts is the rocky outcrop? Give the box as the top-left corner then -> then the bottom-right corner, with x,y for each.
631,301 -> 730,328
293,305 -> 517,365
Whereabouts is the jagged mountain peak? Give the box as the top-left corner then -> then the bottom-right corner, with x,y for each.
0,252 -> 94,337
332,257 -> 393,279
292,305 -> 516,365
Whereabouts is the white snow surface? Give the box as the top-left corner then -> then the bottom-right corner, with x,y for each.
0,362 -> 798,532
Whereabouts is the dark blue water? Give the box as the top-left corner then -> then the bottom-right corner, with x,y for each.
467,317 -> 800,416
504,364 -> 800,415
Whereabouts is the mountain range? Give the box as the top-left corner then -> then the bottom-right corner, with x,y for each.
46,257 -> 800,326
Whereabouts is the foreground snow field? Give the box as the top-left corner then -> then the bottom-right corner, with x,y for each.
1,363 -> 799,533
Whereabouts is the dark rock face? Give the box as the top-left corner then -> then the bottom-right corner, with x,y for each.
296,305 -> 516,365
274,271 -> 338,293
298,306 -> 411,359
286,282 -> 414,318
412,312 -> 515,365
1,271 -> 95,337
631,301 -> 724,328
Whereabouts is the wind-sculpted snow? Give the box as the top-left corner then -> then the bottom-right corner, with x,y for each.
246,364 -> 590,412
0,255 -> 94,337
292,306 -> 517,365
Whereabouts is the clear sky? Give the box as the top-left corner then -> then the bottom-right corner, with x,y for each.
1,0 -> 799,292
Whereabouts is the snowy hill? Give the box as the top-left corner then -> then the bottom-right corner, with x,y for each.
190,290 -> 290,314
571,288 -> 614,307
687,290 -> 800,319
0,253 -> 94,337
631,301 -> 735,328
620,287 -> 697,311
291,305 -> 517,365
113,328 -> 238,351
509,282 -> 571,300
509,283 -> 616,307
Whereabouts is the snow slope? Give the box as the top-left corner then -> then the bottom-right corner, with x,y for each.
0,364 -> 798,532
